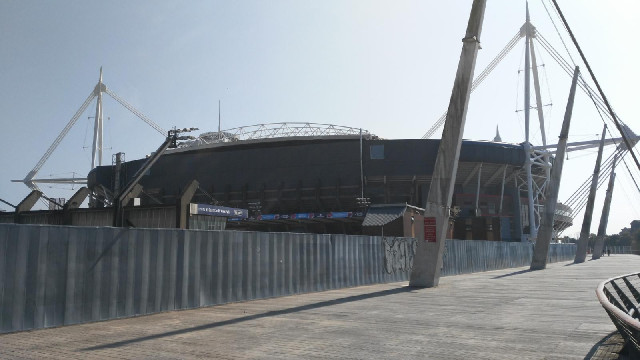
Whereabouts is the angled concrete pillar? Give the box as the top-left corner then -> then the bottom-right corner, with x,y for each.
177,179 -> 199,229
63,187 -> 90,225
574,125 -> 607,263
531,67 -> 579,270
592,153 -> 617,259
114,184 -> 143,227
409,0 -> 487,287
14,190 -> 42,223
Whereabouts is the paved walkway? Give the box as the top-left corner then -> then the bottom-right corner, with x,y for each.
1,255 -> 638,359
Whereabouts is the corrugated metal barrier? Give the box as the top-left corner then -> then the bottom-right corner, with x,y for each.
0,224 -> 576,334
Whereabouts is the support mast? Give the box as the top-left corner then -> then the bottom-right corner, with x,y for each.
574,125 -> 607,263
409,0 -> 487,287
523,3 -> 537,240
592,152 -> 617,259
91,67 -> 104,169
531,67 -> 579,270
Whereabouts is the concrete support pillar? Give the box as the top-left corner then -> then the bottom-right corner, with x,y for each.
14,190 -> 42,223
62,187 -> 90,225
592,153 -> 617,259
574,125 -> 607,263
114,184 -> 143,227
409,0 -> 487,288
531,67 -> 579,270
176,180 -> 199,229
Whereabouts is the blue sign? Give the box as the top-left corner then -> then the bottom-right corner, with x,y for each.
191,204 -> 248,219
328,212 -> 351,219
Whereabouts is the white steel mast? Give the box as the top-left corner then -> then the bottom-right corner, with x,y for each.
523,3 -> 537,240
91,67 -> 104,169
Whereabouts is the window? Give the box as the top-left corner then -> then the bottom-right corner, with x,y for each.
370,145 -> 384,159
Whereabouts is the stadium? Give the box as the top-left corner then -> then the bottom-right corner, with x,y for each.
87,122 -> 561,240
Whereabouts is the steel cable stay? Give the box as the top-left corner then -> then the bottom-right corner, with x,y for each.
422,31 -> 522,139
550,0 -> 640,175
534,33 -> 631,132
20,90 -> 97,187
104,88 -> 166,136
557,149 -> 628,235
563,150 -> 621,208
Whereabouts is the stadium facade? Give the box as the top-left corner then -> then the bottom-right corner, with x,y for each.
88,126 -> 561,241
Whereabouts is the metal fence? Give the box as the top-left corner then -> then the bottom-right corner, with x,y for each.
0,224 -> 575,334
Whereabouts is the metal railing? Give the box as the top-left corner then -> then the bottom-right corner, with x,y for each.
178,122 -> 374,148
596,272 -> 640,356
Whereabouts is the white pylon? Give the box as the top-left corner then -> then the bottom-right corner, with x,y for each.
91,67 -> 104,169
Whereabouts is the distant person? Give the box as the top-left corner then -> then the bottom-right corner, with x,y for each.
607,248 -> 611,256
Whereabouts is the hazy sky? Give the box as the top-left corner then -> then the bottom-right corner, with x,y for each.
1,0 -> 639,237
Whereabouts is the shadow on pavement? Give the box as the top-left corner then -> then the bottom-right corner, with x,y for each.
491,269 -> 532,279
82,286 -> 416,351
583,331 -> 626,360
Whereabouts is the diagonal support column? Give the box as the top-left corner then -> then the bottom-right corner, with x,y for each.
409,0 -> 487,288
531,67 -> 579,270
592,152 -> 617,259
574,125 -> 607,263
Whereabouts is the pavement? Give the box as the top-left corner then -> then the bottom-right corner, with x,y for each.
1,254 -> 638,359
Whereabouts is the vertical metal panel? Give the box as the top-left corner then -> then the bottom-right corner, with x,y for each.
146,229 -> 158,314
292,233 -> 300,293
115,228 -> 128,317
278,233 -> 286,296
340,235 -> 347,287
133,229 -> 144,315
215,232 -> 223,304
286,232 -> 294,295
11,226 -> 29,331
320,235 -> 329,291
1,226 -> 17,332
259,232 -> 267,298
33,226 -> 49,330
0,225 -> 8,331
109,228 -> 120,318
140,230 -> 151,315
355,236 -> 361,287
325,235 -> 336,289
44,226 -> 68,328
225,231 -> 234,302
63,228 -> 79,325
300,234 -> 308,293
175,231 -> 186,309
125,230 -> 136,316
167,230 -> 178,311
23,225 -> 41,329
191,231 -> 201,308
98,228 -> 111,320
372,236 -> 380,284
243,232 -> 252,301
203,231 -> 214,306
233,232 -> 243,302
153,229 -> 165,312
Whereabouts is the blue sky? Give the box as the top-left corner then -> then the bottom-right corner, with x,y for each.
1,0 -> 639,237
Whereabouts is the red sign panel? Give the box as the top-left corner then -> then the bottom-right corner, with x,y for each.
424,217 -> 437,242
